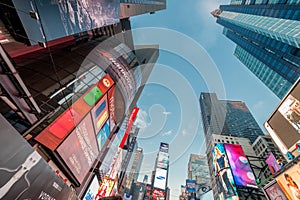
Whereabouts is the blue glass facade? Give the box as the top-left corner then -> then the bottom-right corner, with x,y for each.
213,2 -> 300,99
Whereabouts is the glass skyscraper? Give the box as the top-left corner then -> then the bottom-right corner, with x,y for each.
212,0 -> 300,99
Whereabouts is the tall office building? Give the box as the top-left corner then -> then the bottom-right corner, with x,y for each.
200,92 -> 264,144
211,1 -> 300,99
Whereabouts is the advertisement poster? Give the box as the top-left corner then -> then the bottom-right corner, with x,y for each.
265,182 -> 288,200
82,176 -> 100,200
91,94 -> 109,134
98,178 -> 115,197
212,143 -> 239,200
157,152 -> 169,169
12,0 -> 120,45
224,144 -> 257,188
186,179 -> 196,193
159,142 -> 169,153
97,120 -> 110,151
57,113 -> 99,183
153,168 -> 167,190
279,95 -> 300,133
0,115 -> 77,200
266,152 -> 281,174
152,188 -> 165,200
276,164 -> 300,200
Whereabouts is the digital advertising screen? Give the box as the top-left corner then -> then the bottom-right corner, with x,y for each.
152,188 -> 165,200
108,86 -> 116,132
186,179 -> 196,193
212,143 -> 239,200
157,152 -> 169,169
153,168 -> 167,191
57,113 -> 99,183
91,94 -> 109,134
82,175 -> 100,200
97,120 -> 110,151
266,152 -> 281,174
159,142 -> 169,153
12,0 -> 120,45
224,144 -> 257,188
0,115 -> 76,200
265,78 -> 300,153
276,164 -> 300,200
98,178 -> 115,197
265,182 -> 288,200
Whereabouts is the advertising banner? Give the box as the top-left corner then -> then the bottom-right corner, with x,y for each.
276,164 -> 300,200
82,175 -> 100,200
98,178 -> 116,197
12,0 -> 120,45
57,113 -> 99,183
0,115 -> 77,200
186,179 -> 196,193
153,168 -> 167,191
108,86 -> 116,132
279,95 -> 300,134
265,182 -> 288,200
224,144 -> 257,188
159,142 -> 169,153
212,143 -> 239,200
152,188 -> 165,200
157,152 -> 169,169
266,152 -> 281,174
97,120 -> 110,151
91,94 -> 109,134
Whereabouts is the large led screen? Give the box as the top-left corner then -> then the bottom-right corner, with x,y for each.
152,188 -> 165,200
265,78 -> 300,153
212,143 -> 239,200
97,120 -> 110,151
12,0 -> 120,45
0,115 -> 76,199
91,94 -> 109,134
57,113 -> 99,183
276,164 -> 300,200
159,142 -> 169,153
82,175 -> 100,200
224,144 -> 257,188
265,182 -> 288,200
153,168 -> 167,191
186,179 -> 196,193
157,152 -> 169,169
266,152 -> 281,174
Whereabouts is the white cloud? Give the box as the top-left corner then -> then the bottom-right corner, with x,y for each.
163,111 -> 172,115
135,109 -> 149,129
252,100 -> 265,112
182,129 -> 189,136
162,130 -> 173,137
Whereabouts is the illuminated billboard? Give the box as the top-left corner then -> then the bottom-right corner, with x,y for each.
159,142 -> 169,153
157,152 -> 169,169
266,152 -> 281,174
97,120 -> 110,150
98,178 -> 116,197
153,168 -> 167,191
12,0 -> 120,45
265,78 -> 300,154
57,113 -> 99,183
0,115 -> 76,199
224,144 -> 257,188
82,175 -> 100,200
212,143 -> 239,200
91,94 -> 109,134
276,164 -> 300,200
265,182 -> 288,200
152,188 -> 165,200
186,179 -> 196,193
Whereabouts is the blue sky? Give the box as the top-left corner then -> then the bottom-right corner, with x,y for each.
129,1 -> 280,199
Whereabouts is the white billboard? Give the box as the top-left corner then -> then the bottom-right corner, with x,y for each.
157,152 -> 169,169
153,168 -> 167,190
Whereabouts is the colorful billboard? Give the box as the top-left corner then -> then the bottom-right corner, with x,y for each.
266,152 -> 281,174
0,115 -> 77,199
265,182 -> 288,200
153,168 -> 167,191
212,143 -> 239,200
159,142 -> 169,153
97,120 -> 110,151
186,179 -> 196,193
91,94 -> 109,134
157,152 -> 169,169
108,86 -> 116,132
82,175 -> 100,200
12,0 -> 120,45
224,144 -> 257,188
276,164 -> 300,200
279,95 -> 300,134
57,113 -> 99,183
152,188 -> 165,200
98,178 -> 116,197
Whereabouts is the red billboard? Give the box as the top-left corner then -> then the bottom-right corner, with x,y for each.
152,188 -> 165,200
57,113 -> 99,183
119,107 -> 139,149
